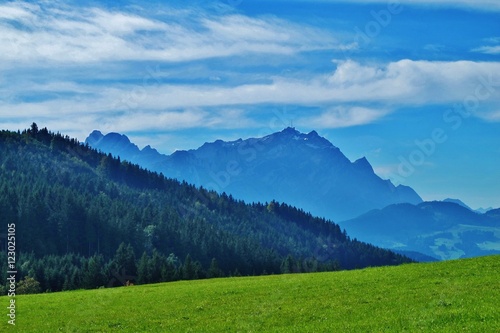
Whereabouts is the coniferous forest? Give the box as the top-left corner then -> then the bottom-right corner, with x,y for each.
0,124 -> 412,293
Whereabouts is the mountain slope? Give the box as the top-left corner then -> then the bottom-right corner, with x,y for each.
342,201 -> 500,260
0,126 -> 412,292
86,127 -> 423,220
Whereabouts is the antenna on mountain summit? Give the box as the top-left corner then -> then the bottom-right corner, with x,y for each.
290,120 -> 294,128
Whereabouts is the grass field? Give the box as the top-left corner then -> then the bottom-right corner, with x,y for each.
2,255 -> 499,332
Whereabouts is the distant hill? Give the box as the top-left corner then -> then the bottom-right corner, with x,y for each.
86,127 -> 423,221
0,125 -> 412,293
342,201 -> 500,260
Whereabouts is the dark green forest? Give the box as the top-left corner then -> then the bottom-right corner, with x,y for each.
0,124 -> 412,293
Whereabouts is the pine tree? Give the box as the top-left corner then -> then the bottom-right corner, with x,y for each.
162,253 -> 180,282
110,243 -> 137,285
82,255 -> 105,289
182,254 -> 196,280
207,258 -> 222,279
149,249 -> 164,283
137,252 -> 150,285
280,255 -> 294,274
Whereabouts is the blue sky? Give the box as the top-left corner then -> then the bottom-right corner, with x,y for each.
1,0 -> 499,209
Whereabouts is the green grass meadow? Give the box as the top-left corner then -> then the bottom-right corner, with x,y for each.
2,255 -> 499,332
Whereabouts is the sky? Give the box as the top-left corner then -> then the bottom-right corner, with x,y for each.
0,0 -> 499,209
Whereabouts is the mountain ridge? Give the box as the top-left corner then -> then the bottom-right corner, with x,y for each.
342,200 -> 500,260
85,127 -> 423,221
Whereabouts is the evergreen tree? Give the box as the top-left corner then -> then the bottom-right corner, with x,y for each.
149,249 -> 164,283
110,243 -> 137,285
280,255 -> 294,274
29,122 -> 39,136
82,255 -> 105,289
207,258 -> 223,279
182,254 -> 196,280
137,252 -> 150,285
162,253 -> 180,282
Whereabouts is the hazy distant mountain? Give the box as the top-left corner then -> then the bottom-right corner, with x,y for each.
86,130 -> 165,167
443,198 -> 473,211
442,198 -> 497,214
86,127 -> 423,221
476,207 -> 496,214
341,201 -> 500,260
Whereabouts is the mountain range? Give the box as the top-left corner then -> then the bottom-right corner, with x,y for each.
86,128 -> 500,261
342,201 -> 500,260
86,127 -> 423,221
443,198 -> 494,214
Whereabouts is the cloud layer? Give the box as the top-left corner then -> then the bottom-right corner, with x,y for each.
0,1 -> 338,65
1,1 -> 499,141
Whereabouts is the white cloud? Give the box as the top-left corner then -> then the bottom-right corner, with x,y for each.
89,8 -> 168,35
472,45 -> 500,55
325,60 -> 500,104
0,2 -> 339,65
373,164 -> 400,180
101,59 -> 500,108
2,59 -> 500,136
0,3 -> 37,21
101,108 -> 257,133
328,60 -> 385,86
300,106 -> 390,128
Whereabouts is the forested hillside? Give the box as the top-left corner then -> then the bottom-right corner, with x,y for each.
0,124 -> 411,293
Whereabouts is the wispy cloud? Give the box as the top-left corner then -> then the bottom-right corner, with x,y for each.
0,1 -> 339,65
284,0 -> 500,11
102,59 -> 500,108
472,36 -> 500,54
472,45 -> 500,55
1,59 -> 500,136
299,106 -> 390,128
102,108 -> 258,133
373,164 -> 400,180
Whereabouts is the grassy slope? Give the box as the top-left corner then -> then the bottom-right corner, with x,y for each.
5,255 -> 499,332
